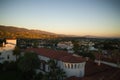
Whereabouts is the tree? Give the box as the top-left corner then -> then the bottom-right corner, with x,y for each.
34,72 -> 43,80
56,68 -> 66,80
72,41 -> 79,53
42,72 -> 49,80
85,52 -> 95,60
47,59 -> 57,80
18,51 -> 40,80
47,59 -> 66,80
78,51 -> 95,60
13,46 -> 20,61
2,61 -> 9,71
113,49 -> 120,66
18,51 -> 40,72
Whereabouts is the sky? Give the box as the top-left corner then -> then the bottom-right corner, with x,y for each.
0,0 -> 120,38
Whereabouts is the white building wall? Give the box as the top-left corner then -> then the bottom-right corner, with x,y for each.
38,55 -> 50,72
57,41 -> 73,50
62,62 -> 86,77
37,55 -> 86,77
0,50 -> 16,63
38,55 -> 50,62
0,39 -> 16,63
6,39 -> 16,45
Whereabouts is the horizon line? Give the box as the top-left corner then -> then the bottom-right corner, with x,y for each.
0,24 -> 120,39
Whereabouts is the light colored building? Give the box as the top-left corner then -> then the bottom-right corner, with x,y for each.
57,41 -> 73,50
57,41 -> 74,53
0,39 -> 16,63
5,39 -> 16,48
89,46 -> 98,51
25,48 -> 86,78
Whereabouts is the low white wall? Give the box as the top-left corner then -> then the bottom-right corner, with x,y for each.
62,62 -> 86,77
95,60 -> 120,68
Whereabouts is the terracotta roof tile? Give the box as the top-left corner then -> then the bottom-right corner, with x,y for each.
65,61 -> 120,80
84,61 -> 120,80
60,55 -> 85,63
25,48 -> 85,63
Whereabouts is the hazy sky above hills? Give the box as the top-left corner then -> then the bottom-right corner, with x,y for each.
0,0 -> 120,37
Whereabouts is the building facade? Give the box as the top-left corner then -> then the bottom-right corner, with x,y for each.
0,39 -> 16,63
25,48 -> 86,77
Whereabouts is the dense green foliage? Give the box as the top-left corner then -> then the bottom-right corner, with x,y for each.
46,59 -> 66,80
13,46 -> 21,60
17,52 -> 40,80
18,52 -> 40,72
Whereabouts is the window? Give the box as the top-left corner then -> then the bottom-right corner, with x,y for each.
40,63 -> 42,69
68,64 -> 70,68
65,64 -> 67,68
43,63 -> 45,71
40,63 -> 46,72
74,64 -> 76,69
71,64 -> 73,69
7,55 -> 9,59
48,66 -> 50,71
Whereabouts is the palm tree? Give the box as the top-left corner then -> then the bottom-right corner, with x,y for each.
98,46 -> 102,66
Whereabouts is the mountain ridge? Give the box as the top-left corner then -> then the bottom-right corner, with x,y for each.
0,25 -> 119,39
0,25 -> 64,39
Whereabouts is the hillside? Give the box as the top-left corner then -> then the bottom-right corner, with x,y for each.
0,25 -> 62,39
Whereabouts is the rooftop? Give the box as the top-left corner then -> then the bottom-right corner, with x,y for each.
24,48 -> 86,63
65,60 -> 120,80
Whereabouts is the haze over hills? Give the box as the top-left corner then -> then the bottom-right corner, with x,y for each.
0,25 -> 119,39
0,25 -> 65,39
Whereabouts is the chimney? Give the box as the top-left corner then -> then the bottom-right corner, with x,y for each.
98,60 -> 101,66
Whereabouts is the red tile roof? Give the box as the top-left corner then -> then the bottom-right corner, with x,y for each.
65,60 -> 120,80
61,55 -> 85,63
93,52 -> 119,63
24,48 -> 85,63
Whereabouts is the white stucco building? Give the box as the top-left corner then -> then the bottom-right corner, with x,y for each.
0,38 -> 86,78
25,48 -> 86,78
57,41 -> 74,53
89,46 -> 98,51
0,39 -> 16,63
57,41 -> 74,50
